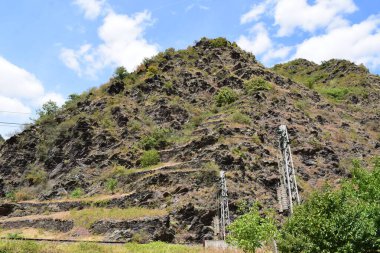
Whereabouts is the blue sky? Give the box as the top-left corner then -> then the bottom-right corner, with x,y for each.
0,0 -> 379,137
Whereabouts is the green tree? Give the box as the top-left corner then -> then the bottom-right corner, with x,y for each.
214,87 -> 238,107
278,158 -> 380,253
114,66 -> 128,80
37,100 -> 59,118
227,205 -> 277,253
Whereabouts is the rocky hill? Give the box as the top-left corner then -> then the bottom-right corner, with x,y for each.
0,37 -> 379,243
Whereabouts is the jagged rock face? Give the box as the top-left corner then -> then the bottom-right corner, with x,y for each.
91,216 -> 174,243
0,38 -> 379,243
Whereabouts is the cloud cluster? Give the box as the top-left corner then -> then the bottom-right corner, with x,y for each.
274,0 -> 357,36
61,1 -> 158,78
0,56 -> 65,136
238,0 -> 380,71
73,0 -> 106,20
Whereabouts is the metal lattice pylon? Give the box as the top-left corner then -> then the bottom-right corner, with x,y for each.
219,170 -> 230,240
277,125 -> 300,214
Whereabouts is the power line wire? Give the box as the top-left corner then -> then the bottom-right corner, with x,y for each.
0,110 -> 31,115
0,121 -> 30,126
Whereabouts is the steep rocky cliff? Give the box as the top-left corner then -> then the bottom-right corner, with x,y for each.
0,38 -> 379,242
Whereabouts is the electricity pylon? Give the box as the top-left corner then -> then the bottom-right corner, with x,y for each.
277,125 -> 300,214
219,170 -> 230,240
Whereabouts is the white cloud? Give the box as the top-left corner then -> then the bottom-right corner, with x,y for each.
0,96 -> 31,114
186,4 -> 210,12
294,15 -> 380,68
274,0 -> 358,36
237,23 -> 272,55
61,10 -> 159,77
240,2 -> 269,24
262,46 -> 293,64
199,5 -> 210,11
237,0 -> 380,71
37,92 -> 66,107
0,56 -> 65,137
60,44 -> 92,76
0,56 -> 44,99
73,0 -> 106,20
0,96 -> 31,138
237,23 -> 292,64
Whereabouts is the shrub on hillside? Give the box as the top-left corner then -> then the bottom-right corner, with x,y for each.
70,188 -> 84,198
25,167 -> 47,185
140,149 -> 160,167
209,37 -> 229,48
105,178 -> 118,194
214,87 -> 238,106
140,128 -> 171,150
230,111 -> 251,125
244,77 -> 272,94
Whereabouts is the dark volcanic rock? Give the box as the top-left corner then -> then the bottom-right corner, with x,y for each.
90,216 -> 173,242
0,218 -> 74,232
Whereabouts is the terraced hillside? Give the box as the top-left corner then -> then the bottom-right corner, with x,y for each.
0,38 -> 379,243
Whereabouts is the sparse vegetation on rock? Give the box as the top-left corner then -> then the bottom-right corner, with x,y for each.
0,37 -> 379,245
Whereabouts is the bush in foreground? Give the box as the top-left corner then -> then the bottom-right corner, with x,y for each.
227,205 -> 277,253
278,158 -> 380,253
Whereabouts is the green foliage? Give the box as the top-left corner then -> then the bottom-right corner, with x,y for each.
114,66 -> 128,80
37,100 -> 59,119
6,232 -> 23,239
108,165 -> 128,177
140,149 -> 160,167
105,178 -> 118,194
70,188 -> 84,198
251,134 -> 261,145
230,111 -> 251,125
209,37 -> 229,48
278,158 -> 380,253
164,81 -> 173,90
140,128 -> 171,150
25,167 -> 47,185
128,120 -> 142,133
5,191 -> 15,201
0,240 -> 41,253
0,240 -> 203,253
318,87 -> 349,100
124,241 -> 202,253
202,161 -> 220,172
63,93 -> 83,110
244,77 -> 272,94
227,205 -> 277,253
147,65 -> 159,77
214,87 -> 238,106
